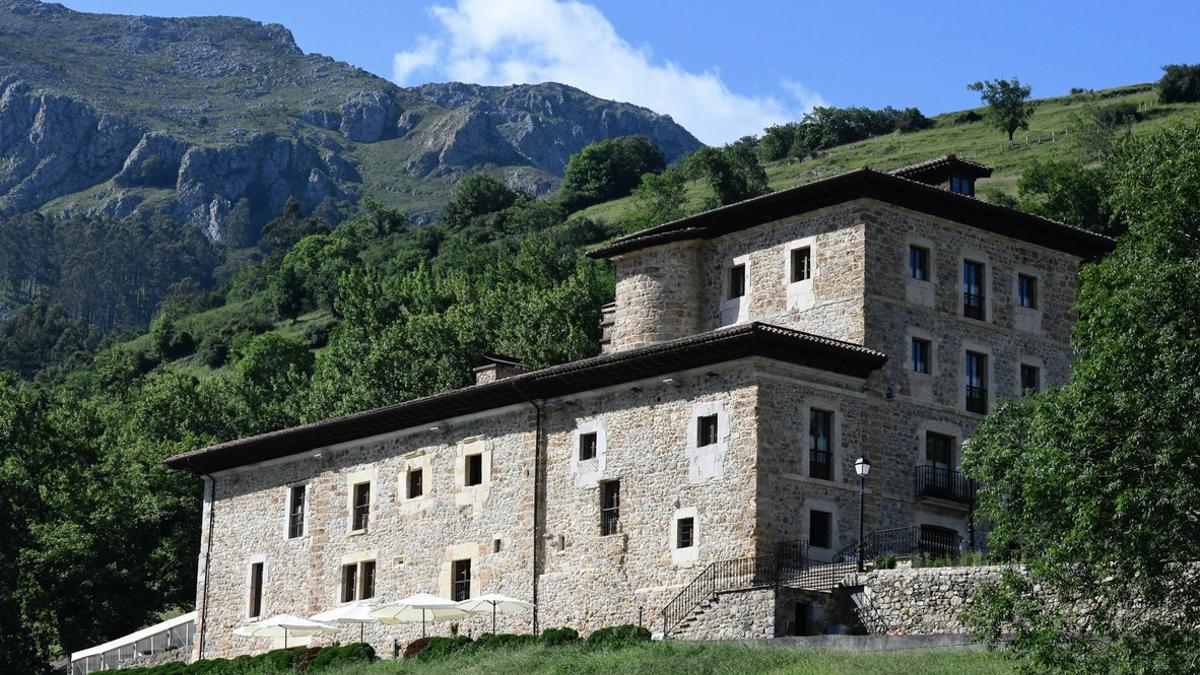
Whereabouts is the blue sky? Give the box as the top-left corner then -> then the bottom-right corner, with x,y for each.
63,0 -> 1200,144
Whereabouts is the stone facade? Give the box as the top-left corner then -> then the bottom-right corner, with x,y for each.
852,566 -> 1006,636
183,160 -> 1101,659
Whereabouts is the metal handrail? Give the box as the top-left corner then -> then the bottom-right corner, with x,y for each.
914,466 -> 977,504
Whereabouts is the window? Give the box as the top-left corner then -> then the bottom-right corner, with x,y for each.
248,562 -> 264,618
697,414 -> 719,447
351,482 -> 370,531
676,517 -> 695,549
963,260 -> 985,320
728,264 -> 746,299
926,432 -> 955,489
287,485 -> 306,539
600,480 -> 621,536
360,561 -> 376,600
908,246 -> 929,281
950,176 -> 974,196
809,410 -> 833,480
911,337 -> 931,374
579,432 -> 597,461
1020,363 -> 1041,395
965,351 -> 988,414
809,510 -> 832,549
791,246 -> 812,283
1018,274 -> 1038,309
341,560 -> 376,602
407,468 -> 424,499
465,453 -> 483,487
452,559 -> 472,601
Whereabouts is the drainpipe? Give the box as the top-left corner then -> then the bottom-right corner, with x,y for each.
512,381 -> 546,636
197,473 -> 217,659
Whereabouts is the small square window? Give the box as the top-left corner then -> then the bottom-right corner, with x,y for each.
697,414 -> 719,447
452,559 -> 472,601
809,510 -> 832,549
791,247 -> 812,283
676,517 -> 695,549
912,338 -> 931,375
728,264 -> 746,299
407,468 -> 424,499
465,454 -> 483,487
909,246 -> 929,281
351,482 -> 370,531
579,432 -> 597,461
1020,363 -> 1040,395
1018,274 -> 1038,309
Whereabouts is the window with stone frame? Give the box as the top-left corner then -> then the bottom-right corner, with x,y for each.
578,432 -> 598,461
963,260 -> 986,320
407,468 -> 424,499
248,562 -> 264,619
965,351 -> 988,414
341,560 -> 375,602
1018,274 -> 1038,309
287,484 -> 306,539
926,432 -> 955,490
1020,363 -> 1041,395
909,245 -> 930,281
791,246 -> 812,283
809,510 -> 833,549
728,264 -> 746,299
911,337 -> 931,374
809,410 -> 834,480
340,563 -> 357,603
600,480 -> 621,536
464,453 -> 483,487
452,559 -> 472,601
351,482 -> 370,531
676,516 -> 695,549
697,414 -> 719,447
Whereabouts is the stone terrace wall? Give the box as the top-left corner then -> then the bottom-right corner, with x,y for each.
856,566 -> 1006,635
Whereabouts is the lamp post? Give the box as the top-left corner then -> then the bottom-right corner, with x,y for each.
854,456 -> 871,573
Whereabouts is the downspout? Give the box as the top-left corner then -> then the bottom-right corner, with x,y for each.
512,381 -> 546,635
197,473 -> 217,659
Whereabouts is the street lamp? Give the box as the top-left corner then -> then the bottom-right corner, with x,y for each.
855,456 -> 871,572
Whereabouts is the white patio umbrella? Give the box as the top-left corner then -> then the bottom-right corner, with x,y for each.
233,614 -> 337,648
455,593 -> 535,634
369,593 -> 468,637
311,602 -> 377,643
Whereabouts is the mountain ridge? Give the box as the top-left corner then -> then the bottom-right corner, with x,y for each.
0,0 -> 701,232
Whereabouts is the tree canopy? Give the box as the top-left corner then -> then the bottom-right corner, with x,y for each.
560,135 -> 666,210
968,77 -> 1035,143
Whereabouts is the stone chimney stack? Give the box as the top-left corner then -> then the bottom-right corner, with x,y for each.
473,355 -> 527,385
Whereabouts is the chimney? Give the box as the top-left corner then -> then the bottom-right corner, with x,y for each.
473,355 -> 527,386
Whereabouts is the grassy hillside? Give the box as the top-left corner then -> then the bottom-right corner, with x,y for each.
574,83 -> 1200,225
316,642 -> 1016,675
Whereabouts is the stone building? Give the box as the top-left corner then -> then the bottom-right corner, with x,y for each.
167,156 -> 1112,658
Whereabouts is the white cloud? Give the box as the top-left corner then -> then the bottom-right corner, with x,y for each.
391,0 -> 825,145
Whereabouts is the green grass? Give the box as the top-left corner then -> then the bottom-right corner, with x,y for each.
314,642 -> 1017,675
572,83 -> 1200,226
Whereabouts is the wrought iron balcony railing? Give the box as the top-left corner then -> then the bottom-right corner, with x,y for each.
914,465 -> 977,505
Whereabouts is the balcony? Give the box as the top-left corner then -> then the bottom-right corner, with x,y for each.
914,465 -> 977,505
963,292 -> 985,320
965,385 -> 988,414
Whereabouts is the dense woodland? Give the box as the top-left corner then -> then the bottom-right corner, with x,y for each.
2,65 -> 1200,673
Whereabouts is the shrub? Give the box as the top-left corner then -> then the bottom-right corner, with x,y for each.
875,554 -> 898,570
403,637 -> 432,659
954,110 -> 983,124
475,633 -> 536,651
585,624 -> 652,648
416,635 -> 474,661
1158,63 -> 1200,103
307,642 -> 375,671
261,646 -> 306,671
293,646 -> 323,672
539,627 -> 580,646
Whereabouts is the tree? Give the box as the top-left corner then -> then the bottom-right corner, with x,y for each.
441,173 -> 521,232
1014,160 -> 1117,235
1157,63 -> 1200,103
560,135 -> 666,209
686,138 -> 769,209
624,166 -> 688,231
967,78 -> 1035,143
963,119 -> 1200,672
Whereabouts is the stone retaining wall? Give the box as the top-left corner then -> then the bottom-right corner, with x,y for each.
855,565 -> 1006,635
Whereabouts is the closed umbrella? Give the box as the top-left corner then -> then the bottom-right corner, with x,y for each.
311,602 -> 377,643
369,593 -> 468,637
233,614 -> 337,648
455,594 -> 535,634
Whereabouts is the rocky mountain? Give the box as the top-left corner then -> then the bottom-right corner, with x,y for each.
0,0 -> 701,235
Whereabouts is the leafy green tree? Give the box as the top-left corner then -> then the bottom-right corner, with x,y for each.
442,173 -> 521,232
624,166 -> 688,231
964,119 -> 1200,673
272,234 -> 358,315
967,77 -> 1035,143
1157,63 -> 1200,103
687,138 -> 769,209
560,135 -> 666,209
1014,160 -> 1117,235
